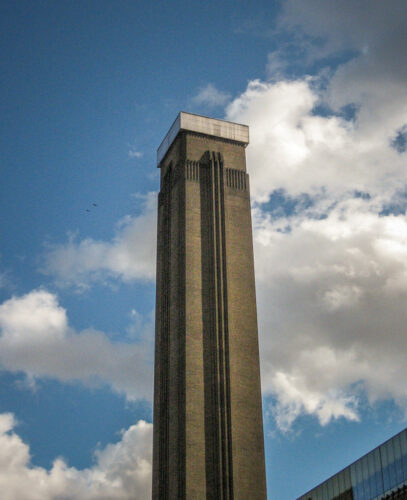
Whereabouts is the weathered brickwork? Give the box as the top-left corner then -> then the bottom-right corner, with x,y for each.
152,115 -> 267,499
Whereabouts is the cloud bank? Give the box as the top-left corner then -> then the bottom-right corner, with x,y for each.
42,193 -> 157,289
0,290 -> 153,401
225,0 -> 407,430
0,413 -> 152,500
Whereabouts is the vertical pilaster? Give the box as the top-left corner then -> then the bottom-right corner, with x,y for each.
200,152 -> 233,500
153,166 -> 172,499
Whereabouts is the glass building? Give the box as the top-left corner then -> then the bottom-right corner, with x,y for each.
297,428 -> 407,500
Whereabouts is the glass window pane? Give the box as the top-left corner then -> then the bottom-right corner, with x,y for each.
364,479 -> 371,499
399,430 -> 407,483
381,443 -> 388,467
376,470 -> 384,496
352,482 -> 359,500
362,456 -> 371,499
332,475 -> 339,497
394,435 -> 402,460
337,470 -> 344,493
369,473 -> 377,498
362,456 -> 369,480
371,452 -> 376,474
368,451 -> 377,497
356,460 -> 363,483
322,481 -> 328,500
327,479 -> 333,499
387,440 -> 395,464
355,481 -> 363,500
393,435 -> 404,484
343,467 -> 352,490
374,448 -> 381,472
350,463 -> 360,499
363,455 -> 370,479
400,430 -> 407,455
350,463 -> 357,486
387,440 -> 397,488
383,442 -> 392,491
357,461 -> 365,500
396,456 -> 404,484
390,464 -> 396,488
383,465 -> 390,492
389,463 -> 397,488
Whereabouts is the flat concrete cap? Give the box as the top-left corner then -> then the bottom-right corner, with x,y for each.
157,112 -> 249,166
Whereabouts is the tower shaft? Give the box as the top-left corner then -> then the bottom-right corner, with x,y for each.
153,113 -> 267,499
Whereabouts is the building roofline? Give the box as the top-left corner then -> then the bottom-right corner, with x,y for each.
157,111 -> 249,166
297,426 -> 407,499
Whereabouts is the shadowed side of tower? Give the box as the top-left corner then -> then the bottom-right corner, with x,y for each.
152,112 -> 267,499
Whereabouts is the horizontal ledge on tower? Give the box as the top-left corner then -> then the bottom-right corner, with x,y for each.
157,112 -> 249,166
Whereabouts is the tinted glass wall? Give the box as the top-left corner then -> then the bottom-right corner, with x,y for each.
298,428 -> 407,500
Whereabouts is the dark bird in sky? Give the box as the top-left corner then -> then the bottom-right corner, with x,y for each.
92,203 -> 98,207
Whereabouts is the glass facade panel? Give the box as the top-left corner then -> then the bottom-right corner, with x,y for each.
387,440 -> 397,488
360,459 -> 367,500
337,470 -> 344,493
326,480 -> 332,499
362,456 -> 371,500
350,463 -> 358,499
328,478 -> 335,498
401,430 -> 407,454
355,460 -> 364,500
401,431 -> 407,481
367,451 -> 377,497
394,434 -> 402,459
381,441 -> 388,467
373,448 -> 383,497
381,441 -> 390,492
332,474 -> 339,497
298,428 -> 407,500
322,481 -> 328,499
343,467 -> 352,490
393,434 -> 404,485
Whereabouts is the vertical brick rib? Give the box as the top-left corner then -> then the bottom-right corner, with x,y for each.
156,166 -> 172,500
178,164 -> 186,499
201,151 -> 234,500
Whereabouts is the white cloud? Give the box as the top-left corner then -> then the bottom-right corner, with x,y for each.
224,1 -> 407,430
252,201 -> 407,429
280,0 -> 407,64
0,412 -> 152,500
0,290 -> 153,401
42,193 -> 156,289
226,78 -> 407,204
192,83 -> 231,108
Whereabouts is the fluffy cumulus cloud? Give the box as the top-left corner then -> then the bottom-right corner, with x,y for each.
0,290 -> 153,400
42,193 -> 157,289
253,201 -> 407,430
226,1 -> 407,429
226,77 -> 407,203
0,413 -> 152,500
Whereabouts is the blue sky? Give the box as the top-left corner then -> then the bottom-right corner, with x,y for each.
1,1 -> 407,498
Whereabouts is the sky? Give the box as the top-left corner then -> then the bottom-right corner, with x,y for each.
1,0 -> 407,498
